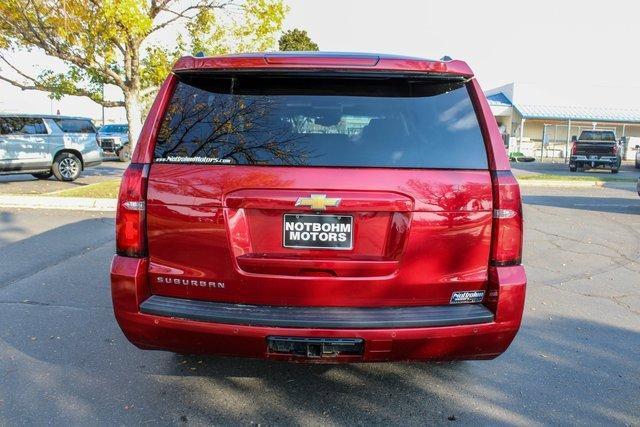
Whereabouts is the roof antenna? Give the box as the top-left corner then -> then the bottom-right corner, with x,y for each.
440,55 -> 453,61
194,51 -> 205,58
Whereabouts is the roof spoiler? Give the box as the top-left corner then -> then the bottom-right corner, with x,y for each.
172,53 -> 474,77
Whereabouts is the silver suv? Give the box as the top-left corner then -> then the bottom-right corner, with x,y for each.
0,114 -> 102,181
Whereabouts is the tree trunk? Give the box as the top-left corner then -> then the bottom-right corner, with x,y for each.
124,90 -> 143,152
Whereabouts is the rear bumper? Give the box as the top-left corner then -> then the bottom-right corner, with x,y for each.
570,155 -> 619,165
111,256 -> 526,362
98,138 -> 125,152
139,295 -> 495,329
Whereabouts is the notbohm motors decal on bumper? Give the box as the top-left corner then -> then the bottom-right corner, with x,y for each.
450,290 -> 485,304
283,214 -> 353,250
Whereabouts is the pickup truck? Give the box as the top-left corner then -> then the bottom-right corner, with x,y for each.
569,130 -> 621,173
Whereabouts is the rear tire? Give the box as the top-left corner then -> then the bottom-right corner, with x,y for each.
569,165 -> 577,172
52,153 -> 82,182
611,158 -> 621,174
31,172 -> 52,180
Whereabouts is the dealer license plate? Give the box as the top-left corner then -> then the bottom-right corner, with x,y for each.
283,214 -> 353,250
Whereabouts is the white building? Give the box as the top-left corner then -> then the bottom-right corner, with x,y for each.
486,82 -> 640,160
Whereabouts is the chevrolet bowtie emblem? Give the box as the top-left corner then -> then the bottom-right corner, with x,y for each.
295,194 -> 341,211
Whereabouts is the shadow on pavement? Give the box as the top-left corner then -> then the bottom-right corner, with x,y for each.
0,212 -> 638,425
0,160 -> 125,185
0,216 -> 114,287
155,314 -> 639,425
78,161 -> 127,177
0,210 -> 26,247
2,309 -> 638,425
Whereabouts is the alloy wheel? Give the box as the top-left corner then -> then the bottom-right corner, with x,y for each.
59,157 -> 79,179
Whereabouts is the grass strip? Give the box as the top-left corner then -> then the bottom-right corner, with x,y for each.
46,179 -> 121,198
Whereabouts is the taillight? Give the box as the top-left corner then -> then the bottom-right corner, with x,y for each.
612,144 -> 618,155
116,163 -> 149,257
490,171 -> 523,266
570,142 -> 577,155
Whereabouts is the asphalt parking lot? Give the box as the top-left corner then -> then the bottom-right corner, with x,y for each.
0,160 -> 127,195
512,159 -> 640,180
0,185 -> 639,425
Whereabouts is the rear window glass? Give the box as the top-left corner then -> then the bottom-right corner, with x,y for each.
154,75 -> 488,169
54,118 -> 96,133
0,117 -> 48,135
579,131 -> 616,142
101,124 -> 128,133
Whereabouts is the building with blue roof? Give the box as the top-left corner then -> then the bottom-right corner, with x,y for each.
485,82 -> 640,160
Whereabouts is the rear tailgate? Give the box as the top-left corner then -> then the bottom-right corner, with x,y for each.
574,141 -> 617,156
145,72 -> 493,308
147,166 -> 491,306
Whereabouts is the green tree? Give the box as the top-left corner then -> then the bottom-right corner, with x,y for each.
278,28 -> 318,52
0,0 -> 287,148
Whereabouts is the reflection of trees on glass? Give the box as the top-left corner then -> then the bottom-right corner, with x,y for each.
156,83 -> 312,165
154,79 -> 488,169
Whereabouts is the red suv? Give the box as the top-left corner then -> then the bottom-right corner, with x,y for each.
111,52 -> 526,362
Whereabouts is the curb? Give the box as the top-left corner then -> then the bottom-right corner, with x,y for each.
0,195 -> 117,211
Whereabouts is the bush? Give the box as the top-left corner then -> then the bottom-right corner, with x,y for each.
509,152 -> 535,162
